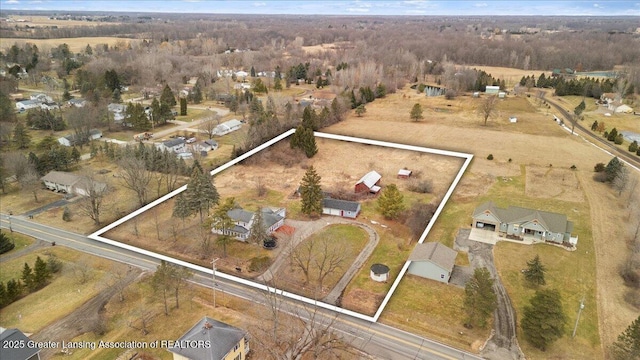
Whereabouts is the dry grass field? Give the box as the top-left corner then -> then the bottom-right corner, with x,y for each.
0,37 -> 139,53
469,65 -> 551,87
319,86 -> 640,357
6,15 -> 119,28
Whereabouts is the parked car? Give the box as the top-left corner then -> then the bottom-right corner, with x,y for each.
186,137 -> 197,144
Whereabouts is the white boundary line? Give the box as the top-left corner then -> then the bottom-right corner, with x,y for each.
88,129 -> 473,323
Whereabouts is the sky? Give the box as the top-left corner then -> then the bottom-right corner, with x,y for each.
1,0 -> 639,16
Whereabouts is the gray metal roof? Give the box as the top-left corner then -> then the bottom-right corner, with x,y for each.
408,242 -> 457,272
0,328 -> 41,360
162,138 -> 186,148
323,198 -> 360,212
357,171 -> 381,189
168,317 -> 246,360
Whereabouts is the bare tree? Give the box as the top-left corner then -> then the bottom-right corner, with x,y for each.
292,236 -> 345,292
19,166 -> 41,203
108,264 -> 130,302
199,114 -> 220,139
118,157 -> 153,207
76,173 -> 109,225
614,166 -> 630,196
478,95 -> 499,126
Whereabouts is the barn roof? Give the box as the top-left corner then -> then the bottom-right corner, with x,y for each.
408,242 -> 457,272
356,171 -> 381,189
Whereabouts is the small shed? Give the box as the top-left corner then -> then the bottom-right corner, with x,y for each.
397,169 -> 412,179
370,264 -> 390,282
498,91 -> 506,99
509,117 -> 517,123
407,242 -> 457,283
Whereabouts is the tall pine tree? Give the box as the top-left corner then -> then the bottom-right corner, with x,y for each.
522,289 -> 567,351
524,254 -> 546,287
185,161 -> 219,222
463,267 -> 497,328
299,166 -> 323,217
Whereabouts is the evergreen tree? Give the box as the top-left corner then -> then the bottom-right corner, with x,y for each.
13,122 -> 31,149
410,103 -> 424,122
62,206 -> 72,222
71,147 -> 81,163
185,161 -> 219,222
355,104 -> 366,117
0,230 -> 15,254
250,66 -> 256,77
6,279 -> 20,303
180,97 -> 187,116
192,84 -> 203,104
375,83 -> 387,98
524,254 -> 546,287
21,262 -> 35,292
0,282 -> 6,307
211,198 -> 236,257
301,106 -> 317,130
172,193 -> 192,231
605,157 -> 623,182
464,267 -> 497,328
152,260 -> 174,315
33,256 -> 50,289
160,84 -> 176,107
522,289 -> 567,351
591,120 -> 598,131
299,166 -> 323,217
629,141 -> 638,153
610,315 -> 640,360
274,77 -> 282,91
248,208 -> 268,245
377,184 -> 405,220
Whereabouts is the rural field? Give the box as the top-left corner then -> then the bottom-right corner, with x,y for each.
0,37 -> 139,53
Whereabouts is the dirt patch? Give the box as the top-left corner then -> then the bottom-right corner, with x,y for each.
340,288 -> 384,315
31,268 -> 143,359
525,165 -> 585,203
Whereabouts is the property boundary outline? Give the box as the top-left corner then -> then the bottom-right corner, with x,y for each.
89,129 -> 473,322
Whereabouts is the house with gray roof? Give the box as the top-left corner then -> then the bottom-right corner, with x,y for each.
41,171 -> 106,197
472,201 -> 577,246
215,119 -> 242,136
167,316 -> 249,360
407,242 -> 458,283
322,197 -> 361,218
0,327 -> 41,360
212,207 -> 285,241
156,138 -> 187,153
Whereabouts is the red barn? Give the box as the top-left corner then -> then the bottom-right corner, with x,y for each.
355,171 -> 382,193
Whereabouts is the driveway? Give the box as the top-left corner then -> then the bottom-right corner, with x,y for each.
455,228 -> 525,360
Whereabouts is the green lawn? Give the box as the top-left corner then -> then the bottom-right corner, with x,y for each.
0,232 -> 34,255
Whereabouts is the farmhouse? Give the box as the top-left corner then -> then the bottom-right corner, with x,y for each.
213,207 -> 285,241
168,317 -> 249,360
41,171 -> 106,196
30,93 -> 53,103
57,129 -> 102,146
156,138 -> 187,153
0,328 -> 41,360
322,197 -> 361,218
472,201 -> 577,245
215,119 -> 243,136
407,242 -> 458,283
67,98 -> 87,107
397,169 -> 412,179
355,170 -> 382,193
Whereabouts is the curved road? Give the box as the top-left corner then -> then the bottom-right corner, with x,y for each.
1,215 -> 482,360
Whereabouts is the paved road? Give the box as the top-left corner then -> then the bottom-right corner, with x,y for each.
1,214 -> 483,360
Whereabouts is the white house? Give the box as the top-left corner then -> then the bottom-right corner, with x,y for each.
107,103 -> 127,123
407,242 -> 458,283
191,139 -> 218,152
215,119 -> 243,136
15,100 -> 40,111
67,98 -> 87,108
212,207 -> 285,241
57,129 -> 102,147
30,93 -> 53,103
235,70 -> 249,78
40,102 -> 59,111
156,138 -> 187,153
322,197 -> 361,218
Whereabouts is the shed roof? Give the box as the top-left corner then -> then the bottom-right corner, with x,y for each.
323,198 -> 360,212
408,242 -> 457,272
398,169 -> 412,176
357,171 -> 382,189
168,317 -> 246,360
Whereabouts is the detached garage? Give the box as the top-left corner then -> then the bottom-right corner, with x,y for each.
322,198 -> 361,218
407,242 -> 458,283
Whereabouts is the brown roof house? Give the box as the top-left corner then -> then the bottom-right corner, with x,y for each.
407,242 -> 458,283
41,171 -> 106,197
168,317 -> 249,360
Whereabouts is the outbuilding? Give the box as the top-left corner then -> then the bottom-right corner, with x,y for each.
322,197 -> 361,218
397,169 -> 412,179
407,242 -> 458,283
215,119 -> 243,136
370,263 -> 390,282
355,170 -> 382,194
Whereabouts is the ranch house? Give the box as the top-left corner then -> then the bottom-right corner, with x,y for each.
472,201 -> 577,246
41,171 -> 106,197
215,119 -> 243,136
156,138 -> 186,153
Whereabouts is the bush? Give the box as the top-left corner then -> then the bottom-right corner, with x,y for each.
487,154 -> 494,160
444,89 -> 457,100
248,256 -> 271,272
570,165 -> 577,170
629,141 -> 638,153
407,179 -> 433,194
594,163 -> 606,172
62,206 -> 72,222
614,134 -> 624,145
47,254 -> 63,274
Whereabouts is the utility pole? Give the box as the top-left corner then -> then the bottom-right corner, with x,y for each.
211,258 -> 219,307
8,211 -> 13,233
572,296 -> 585,338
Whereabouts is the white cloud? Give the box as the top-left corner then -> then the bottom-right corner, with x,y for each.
253,2 -> 266,6
593,3 -> 601,8
346,7 -> 370,12
475,2 -> 488,7
6,0 -> 20,4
